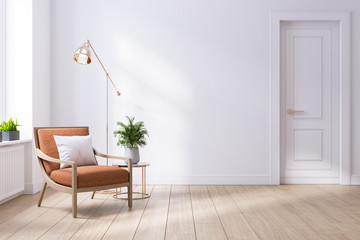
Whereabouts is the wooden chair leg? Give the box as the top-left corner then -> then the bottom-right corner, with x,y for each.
91,191 -> 96,199
38,182 -> 47,207
128,186 -> 132,208
72,192 -> 77,218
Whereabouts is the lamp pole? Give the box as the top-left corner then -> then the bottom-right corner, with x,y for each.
74,40 -> 121,166
87,40 -> 120,166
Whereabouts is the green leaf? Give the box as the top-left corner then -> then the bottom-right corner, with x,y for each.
113,116 -> 149,148
0,117 -> 21,131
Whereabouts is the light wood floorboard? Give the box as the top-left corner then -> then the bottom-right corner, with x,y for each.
165,185 -> 196,240
70,192 -> 125,240
133,185 -> 171,240
226,186 -> 292,240
102,185 -> 154,240
270,185 -> 344,235
190,185 -> 227,240
38,191 -> 110,240
0,190 -> 69,240
7,192 -> 89,240
1,185 -> 360,240
207,185 -> 259,240
0,188 -> 54,224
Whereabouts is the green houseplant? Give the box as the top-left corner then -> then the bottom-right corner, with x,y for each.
113,116 -> 149,164
0,118 -> 21,141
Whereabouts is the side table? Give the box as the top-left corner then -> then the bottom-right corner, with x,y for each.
113,162 -> 150,200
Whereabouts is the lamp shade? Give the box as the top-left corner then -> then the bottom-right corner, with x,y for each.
73,41 -> 92,64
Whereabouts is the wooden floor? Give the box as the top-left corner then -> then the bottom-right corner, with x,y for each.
1,185 -> 360,240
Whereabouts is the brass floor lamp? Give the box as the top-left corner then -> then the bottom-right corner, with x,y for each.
73,40 -> 120,166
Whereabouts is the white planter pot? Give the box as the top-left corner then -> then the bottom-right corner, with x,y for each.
124,147 -> 140,164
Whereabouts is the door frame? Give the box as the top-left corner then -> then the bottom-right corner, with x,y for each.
270,11 -> 351,185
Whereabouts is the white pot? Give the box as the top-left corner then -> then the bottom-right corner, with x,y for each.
124,147 -> 140,164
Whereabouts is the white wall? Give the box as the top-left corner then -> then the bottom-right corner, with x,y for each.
0,1 -> 4,121
4,0 -> 51,193
50,0 -> 360,184
31,0 -> 51,193
5,0 -> 32,139
5,0 -> 36,194
33,0 -> 51,129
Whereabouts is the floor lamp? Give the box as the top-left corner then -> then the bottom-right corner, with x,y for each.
73,40 -> 120,166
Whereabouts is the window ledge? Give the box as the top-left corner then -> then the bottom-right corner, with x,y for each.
0,139 -> 32,147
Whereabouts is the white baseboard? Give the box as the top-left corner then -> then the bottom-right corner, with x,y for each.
351,175 -> 360,185
280,177 -> 339,184
0,187 -> 24,204
0,191 -> 23,205
24,178 -> 44,194
132,175 -> 271,185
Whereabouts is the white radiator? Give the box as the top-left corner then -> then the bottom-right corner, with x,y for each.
0,145 -> 24,202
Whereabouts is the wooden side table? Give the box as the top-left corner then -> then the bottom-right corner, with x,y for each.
113,162 -> 150,200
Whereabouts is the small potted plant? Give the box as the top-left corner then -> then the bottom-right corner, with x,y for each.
0,118 -> 21,141
114,116 -> 149,164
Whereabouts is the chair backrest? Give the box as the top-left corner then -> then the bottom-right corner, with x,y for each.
33,127 -> 89,174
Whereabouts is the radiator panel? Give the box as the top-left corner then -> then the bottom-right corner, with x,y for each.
0,145 -> 25,201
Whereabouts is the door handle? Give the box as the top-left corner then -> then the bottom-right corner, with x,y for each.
287,109 -> 304,115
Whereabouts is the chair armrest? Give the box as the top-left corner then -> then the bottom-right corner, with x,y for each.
36,148 -> 78,190
93,148 -> 132,181
93,148 -> 132,162
36,148 -> 77,168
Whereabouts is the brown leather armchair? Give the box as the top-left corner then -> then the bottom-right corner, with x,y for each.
33,127 -> 132,218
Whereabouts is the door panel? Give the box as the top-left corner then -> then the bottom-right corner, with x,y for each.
294,130 -> 323,161
280,21 -> 339,184
293,35 -> 324,119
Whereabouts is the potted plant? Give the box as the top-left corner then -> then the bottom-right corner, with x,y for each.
0,118 -> 21,141
114,116 -> 149,164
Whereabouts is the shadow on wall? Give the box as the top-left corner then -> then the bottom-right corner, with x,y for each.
110,35 -> 196,179
52,0 -> 271,183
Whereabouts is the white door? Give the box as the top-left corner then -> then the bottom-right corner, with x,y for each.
280,21 -> 340,184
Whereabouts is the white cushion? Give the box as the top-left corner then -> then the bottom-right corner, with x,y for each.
53,135 -> 98,168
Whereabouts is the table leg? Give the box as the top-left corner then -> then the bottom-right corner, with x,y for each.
113,164 -> 150,200
142,167 -> 144,193
144,167 -> 146,193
